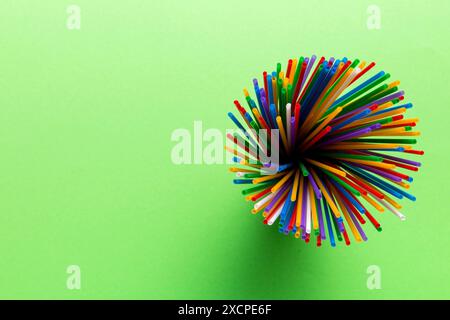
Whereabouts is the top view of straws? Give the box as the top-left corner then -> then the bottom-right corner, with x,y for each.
227,55 -> 423,247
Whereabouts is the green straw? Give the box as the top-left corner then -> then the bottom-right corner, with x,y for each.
323,171 -> 361,196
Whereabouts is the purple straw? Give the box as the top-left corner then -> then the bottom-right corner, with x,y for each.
317,123 -> 380,147
316,199 -> 326,240
344,201 -> 368,241
300,183 -> 307,230
344,161 -> 402,182
307,174 -> 322,199
364,150 -> 421,167
264,180 -> 291,212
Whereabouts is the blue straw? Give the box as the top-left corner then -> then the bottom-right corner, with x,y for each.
323,200 -> 336,247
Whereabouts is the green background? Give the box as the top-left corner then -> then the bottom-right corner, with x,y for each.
0,0 -> 448,299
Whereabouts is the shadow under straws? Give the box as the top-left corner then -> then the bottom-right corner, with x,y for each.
223,221 -> 316,299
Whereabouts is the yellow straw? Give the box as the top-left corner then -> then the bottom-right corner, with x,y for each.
309,168 -> 341,218
351,107 -> 406,127
303,107 -> 343,144
276,116 -> 290,152
334,158 -> 396,169
305,158 -> 346,177
321,143 -> 401,150
289,59 -> 298,84
272,77 -> 278,105
253,171 -> 286,184
271,169 -> 295,192
362,193 -> 384,212
384,194 -> 402,209
382,118 -> 419,127
239,159 -> 263,169
309,184 -> 319,232
291,170 -> 300,201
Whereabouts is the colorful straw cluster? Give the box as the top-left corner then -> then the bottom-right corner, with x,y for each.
227,56 -> 423,247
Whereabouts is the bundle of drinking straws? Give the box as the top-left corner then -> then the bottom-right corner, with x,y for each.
228,56 -> 422,246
